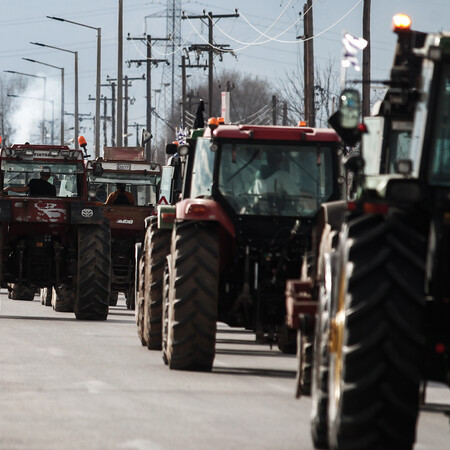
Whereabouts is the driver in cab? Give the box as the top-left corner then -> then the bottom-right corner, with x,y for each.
252,152 -> 296,195
2,166 -> 57,197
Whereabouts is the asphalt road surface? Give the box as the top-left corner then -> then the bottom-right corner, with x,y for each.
0,290 -> 449,450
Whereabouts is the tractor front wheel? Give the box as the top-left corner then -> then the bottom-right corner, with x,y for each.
144,217 -> 171,350
74,219 -> 111,321
163,221 -> 218,371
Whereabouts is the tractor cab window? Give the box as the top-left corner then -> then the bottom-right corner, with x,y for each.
189,137 -> 215,199
218,142 -> 334,217
429,63 -> 450,186
87,172 -> 159,206
386,121 -> 412,173
1,161 -> 83,197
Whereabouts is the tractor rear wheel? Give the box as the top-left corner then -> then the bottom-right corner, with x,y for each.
53,284 -> 75,312
328,211 -> 426,450
163,221 -> 218,371
10,283 -> 35,301
143,217 -> 171,350
109,291 -> 119,306
74,219 -> 111,320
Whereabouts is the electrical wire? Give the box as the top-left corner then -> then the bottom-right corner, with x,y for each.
231,0 -> 319,45
183,0 -> 363,52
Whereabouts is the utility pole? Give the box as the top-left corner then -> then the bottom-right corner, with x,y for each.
362,0 -> 371,118
182,10 -> 239,117
89,93 -> 114,148
101,81 -> 116,145
107,74 -> 145,146
180,52 -> 208,128
303,1 -> 315,127
127,34 -> 170,161
272,95 -> 277,125
117,0 -> 123,147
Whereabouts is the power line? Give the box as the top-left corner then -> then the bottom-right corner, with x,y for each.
182,10 -> 239,117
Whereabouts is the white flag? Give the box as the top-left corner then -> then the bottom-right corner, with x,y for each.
342,33 -> 368,72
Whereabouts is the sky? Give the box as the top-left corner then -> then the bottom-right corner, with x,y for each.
1,0 -> 449,147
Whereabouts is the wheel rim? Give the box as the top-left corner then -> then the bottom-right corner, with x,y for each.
329,266 -> 346,423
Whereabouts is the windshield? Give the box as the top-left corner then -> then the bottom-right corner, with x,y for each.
218,142 -> 335,217
88,172 -> 159,205
1,160 -> 83,197
429,62 -> 450,186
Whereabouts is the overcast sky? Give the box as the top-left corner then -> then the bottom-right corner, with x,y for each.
1,0 -> 449,145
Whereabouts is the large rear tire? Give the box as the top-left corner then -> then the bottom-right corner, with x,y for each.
53,284 -> 75,312
143,217 -> 171,350
328,211 -> 426,450
74,219 -> 111,321
109,291 -> 119,306
163,221 -> 218,371
10,283 -> 35,301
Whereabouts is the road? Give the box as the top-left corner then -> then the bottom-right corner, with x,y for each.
0,291 -> 449,450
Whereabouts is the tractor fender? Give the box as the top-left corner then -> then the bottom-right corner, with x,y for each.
175,198 -> 235,238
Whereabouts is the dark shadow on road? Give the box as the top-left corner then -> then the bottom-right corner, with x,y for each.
216,338 -> 259,345
0,314 -> 78,322
216,327 -> 254,335
421,403 -> 450,414
107,310 -> 135,318
216,348 -> 295,358
0,314 -> 134,325
212,366 -> 296,379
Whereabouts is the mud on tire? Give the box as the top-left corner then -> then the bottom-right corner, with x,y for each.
74,219 -> 111,320
163,221 -> 218,371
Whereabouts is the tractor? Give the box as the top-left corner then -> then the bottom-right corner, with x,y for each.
158,120 -> 344,371
86,146 -> 160,309
0,138 -> 111,320
310,14 -> 450,450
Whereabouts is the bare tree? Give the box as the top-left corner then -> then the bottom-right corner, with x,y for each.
186,69 -> 275,124
277,59 -> 340,128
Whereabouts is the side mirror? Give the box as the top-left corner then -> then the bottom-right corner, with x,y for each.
339,89 -> 360,129
92,162 -> 104,176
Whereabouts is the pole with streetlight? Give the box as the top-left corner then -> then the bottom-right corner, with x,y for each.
22,58 -> 64,145
46,16 -> 101,157
4,70 -> 47,144
30,42 -> 79,149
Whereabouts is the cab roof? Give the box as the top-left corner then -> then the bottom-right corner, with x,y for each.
203,124 -> 340,142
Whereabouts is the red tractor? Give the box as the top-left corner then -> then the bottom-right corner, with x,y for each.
157,121 -> 344,371
86,146 -> 161,309
0,139 -> 111,320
